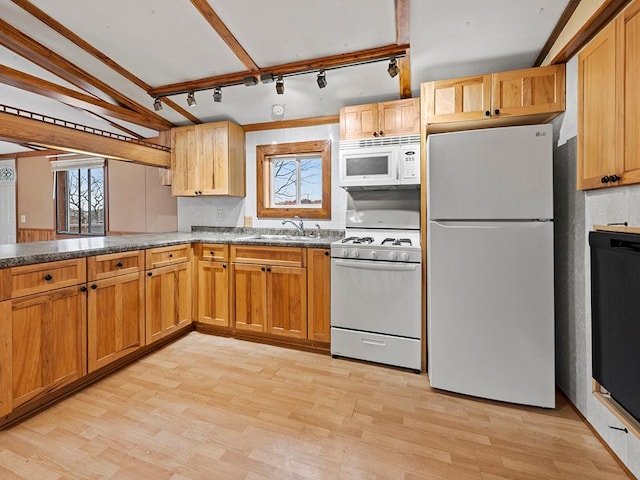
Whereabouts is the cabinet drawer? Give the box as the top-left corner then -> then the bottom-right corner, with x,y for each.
87,250 -> 144,280
10,258 -> 87,298
230,245 -> 306,267
145,244 -> 192,269
196,243 -> 229,262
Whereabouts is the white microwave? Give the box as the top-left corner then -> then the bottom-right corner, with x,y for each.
339,143 -> 420,189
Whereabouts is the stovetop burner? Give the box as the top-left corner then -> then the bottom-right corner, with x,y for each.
341,236 -> 374,244
382,237 -> 412,246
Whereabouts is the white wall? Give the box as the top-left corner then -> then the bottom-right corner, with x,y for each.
553,56 -> 640,477
177,123 -> 347,232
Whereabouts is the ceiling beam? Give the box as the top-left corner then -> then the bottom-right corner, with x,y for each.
0,148 -> 64,160
0,111 -> 170,167
10,0 -> 199,125
0,65 -> 172,131
0,17 -> 172,130
534,0 -> 581,66
189,0 -> 259,72
149,43 -> 409,97
395,0 -> 412,98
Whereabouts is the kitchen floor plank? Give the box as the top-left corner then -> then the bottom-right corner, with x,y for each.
0,332 -> 630,479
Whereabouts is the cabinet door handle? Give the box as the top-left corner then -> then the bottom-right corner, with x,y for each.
147,272 -> 153,277
324,251 -> 329,256
266,267 -> 271,272
610,174 -> 620,182
379,130 -> 384,136
494,109 -> 500,115
91,284 -> 97,290
116,261 -> 124,268
261,266 -> 266,272
485,110 -> 490,117
222,264 -> 227,269
601,176 -> 610,184
372,131 -> 378,137
80,285 -> 87,293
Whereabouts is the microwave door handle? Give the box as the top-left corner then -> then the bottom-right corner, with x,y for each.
396,158 -> 400,180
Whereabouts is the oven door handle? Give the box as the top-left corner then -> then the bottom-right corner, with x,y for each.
333,259 -> 418,271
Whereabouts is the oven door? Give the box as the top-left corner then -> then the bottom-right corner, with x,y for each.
330,258 -> 421,338
339,147 -> 399,188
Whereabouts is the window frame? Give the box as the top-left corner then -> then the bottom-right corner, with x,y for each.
256,140 -> 331,219
55,164 -> 107,236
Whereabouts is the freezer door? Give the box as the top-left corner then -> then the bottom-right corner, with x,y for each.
427,124 -> 553,220
427,220 -> 555,408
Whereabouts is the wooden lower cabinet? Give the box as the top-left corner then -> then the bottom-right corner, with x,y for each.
145,262 -> 192,344
87,272 -> 145,372
197,259 -> 229,327
232,263 -> 267,333
10,285 -> 87,409
307,249 -> 331,343
0,301 -> 11,416
267,265 -> 307,339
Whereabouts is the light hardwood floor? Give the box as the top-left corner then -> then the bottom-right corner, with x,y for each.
0,332 -> 630,479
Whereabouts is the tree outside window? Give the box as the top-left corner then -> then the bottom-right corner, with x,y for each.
56,166 -> 105,235
257,140 -> 331,219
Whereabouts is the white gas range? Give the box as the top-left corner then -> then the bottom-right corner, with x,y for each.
330,191 -> 422,372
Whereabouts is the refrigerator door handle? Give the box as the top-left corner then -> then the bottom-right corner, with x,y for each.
431,220 -> 552,228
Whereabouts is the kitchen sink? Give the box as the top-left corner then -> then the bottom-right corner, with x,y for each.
236,234 -> 312,242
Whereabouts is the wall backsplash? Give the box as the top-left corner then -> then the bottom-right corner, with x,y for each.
177,123 -> 347,232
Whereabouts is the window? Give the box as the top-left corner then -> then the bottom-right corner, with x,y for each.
52,158 -> 106,235
256,140 -> 331,219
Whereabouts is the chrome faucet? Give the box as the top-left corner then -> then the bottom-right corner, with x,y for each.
282,216 -> 305,235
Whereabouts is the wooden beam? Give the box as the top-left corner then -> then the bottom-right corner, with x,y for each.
243,115 -> 339,132
546,0 -> 632,65
534,0 -> 581,66
10,0 -> 199,125
395,0 -> 412,98
0,65 -> 171,131
0,148 -> 64,160
149,43 -> 409,97
0,17 -> 172,130
0,111 -> 170,167
189,0 -> 259,71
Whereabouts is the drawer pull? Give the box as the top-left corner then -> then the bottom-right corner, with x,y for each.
80,286 -> 87,293
222,264 -> 227,269
91,284 -> 97,290
147,272 -> 153,277
116,261 -> 124,268
44,274 -> 53,281
361,338 -> 386,347
169,253 -> 173,258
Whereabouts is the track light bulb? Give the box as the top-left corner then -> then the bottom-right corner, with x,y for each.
213,87 -> 222,103
276,76 -> 284,95
316,70 -> 327,89
387,58 -> 399,78
153,97 -> 163,111
186,91 -> 197,107
243,75 -> 258,86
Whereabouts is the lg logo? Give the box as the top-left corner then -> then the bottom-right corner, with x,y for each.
535,131 -> 547,137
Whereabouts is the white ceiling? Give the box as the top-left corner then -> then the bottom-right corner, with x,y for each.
0,0 -> 570,155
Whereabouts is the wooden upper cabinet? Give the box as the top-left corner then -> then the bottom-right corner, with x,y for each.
340,98 -> 420,140
492,65 -> 565,118
423,64 -> 565,132
423,75 -> 492,123
171,121 -> 245,197
578,0 -> 640,190
578,21 -> 620,190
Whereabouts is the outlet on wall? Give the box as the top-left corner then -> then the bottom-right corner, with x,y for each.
216,209 -> 225,220
244,216 -> 253,227
20,214 -> 26,223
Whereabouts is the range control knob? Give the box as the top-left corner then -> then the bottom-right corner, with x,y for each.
351,249 -> 360,258
389,251 -> 398,261
370,251 -> 378,259
400,252 -> 410,262
341,249 -> 349,257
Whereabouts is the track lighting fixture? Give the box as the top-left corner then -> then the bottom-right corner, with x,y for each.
213,87 -> 222,103
186,91 -> 197,107
387,57 -> 399,78
153,97 -> 163,111
275,75 -> 284,95
260,73 -> 275,84
243,75 -> 258,86
316,70 -> 327,89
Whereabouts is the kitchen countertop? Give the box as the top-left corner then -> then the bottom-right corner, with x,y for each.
0,227 -> 343,268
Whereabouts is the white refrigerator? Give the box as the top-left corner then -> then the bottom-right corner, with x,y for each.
426,124 -> 555,408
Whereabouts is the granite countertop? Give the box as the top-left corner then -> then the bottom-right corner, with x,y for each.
0,227 -> 344,268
